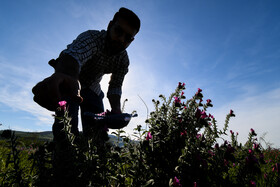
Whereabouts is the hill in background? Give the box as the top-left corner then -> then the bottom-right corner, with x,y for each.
0,130 -> 123,145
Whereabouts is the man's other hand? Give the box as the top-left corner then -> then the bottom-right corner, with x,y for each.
32,72 -> 83,111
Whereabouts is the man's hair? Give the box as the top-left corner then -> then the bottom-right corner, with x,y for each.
112,7 -> 141,33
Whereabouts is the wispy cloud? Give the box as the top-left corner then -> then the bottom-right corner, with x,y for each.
0,60 -> 53,129
212,87 -> 280,148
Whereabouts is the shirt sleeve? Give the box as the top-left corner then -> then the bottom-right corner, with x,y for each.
62,30 -> 99,72
107,53 -> 129,97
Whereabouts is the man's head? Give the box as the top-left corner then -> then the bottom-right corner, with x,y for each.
107,7 -> 141,54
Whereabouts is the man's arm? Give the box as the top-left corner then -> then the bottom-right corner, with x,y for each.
32,31 -> 97,111
108,94 -> 121,114
107,54 -> 129,114
32,53 -> 82,111
53,53 -> 80,78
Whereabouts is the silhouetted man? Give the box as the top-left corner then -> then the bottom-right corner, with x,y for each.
32,7 -> 140,140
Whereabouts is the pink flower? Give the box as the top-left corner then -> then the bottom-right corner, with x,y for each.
173,176 -> 182,187
276,163 -> 280,174
224,159 -> 229,166
206,99 -> 213,107
200,110 -> 207,119
181,91 -> 184,96
178,82 -> 185,89
180,130 -> 187,136
208,113 -> 214,118
58,101 -> 67,110
215,143 -> 219,149
193,182 -> 197,187
249,180 -> 256,187
174,97 -> 180,102
195,88 -> 203,98
196,134 -> 201,139
229,109 -> 235,117
250,128 -> 257,136
178,118 -> 183,123
146,132 -> 152,140
199,99 -> 203,106
174,97 -> 181,107
230,130 -> 233,134
253,143 -> 259,150
249,149 -> 253,154
208,150 -> 215,156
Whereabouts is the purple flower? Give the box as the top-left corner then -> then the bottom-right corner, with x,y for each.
230,130 -> 233,134
196,134 -> 201,139
146,132 -> 152,140
58,101 -> 67,110
173,176 -> 182,187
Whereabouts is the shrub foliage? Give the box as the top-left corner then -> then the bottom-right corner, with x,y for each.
0,82 -> 280,186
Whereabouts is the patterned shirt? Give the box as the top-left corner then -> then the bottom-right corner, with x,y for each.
62,30 -> 129,97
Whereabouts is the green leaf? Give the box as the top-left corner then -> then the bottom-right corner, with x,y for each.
144,179 -> 155,186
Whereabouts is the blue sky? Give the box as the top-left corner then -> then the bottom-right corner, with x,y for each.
0,0 -> 279,147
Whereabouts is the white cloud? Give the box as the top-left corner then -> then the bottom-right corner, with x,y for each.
0,61 -> 53,129
212,87 -> 280,148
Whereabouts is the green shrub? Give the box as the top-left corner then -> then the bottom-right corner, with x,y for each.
1,82 -> 279,186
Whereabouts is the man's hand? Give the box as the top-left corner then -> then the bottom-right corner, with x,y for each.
108,94 -> 122,114
32,72 -> 83,111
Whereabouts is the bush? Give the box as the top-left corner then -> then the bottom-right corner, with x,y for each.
0,82 -> 279,186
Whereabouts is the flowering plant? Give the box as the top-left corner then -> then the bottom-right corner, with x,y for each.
1,82 -> 280,186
